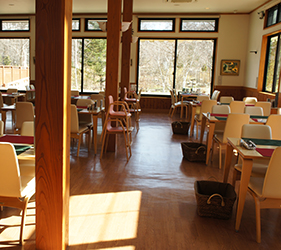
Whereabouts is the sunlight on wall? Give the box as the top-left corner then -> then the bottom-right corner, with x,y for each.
69,190 -> 142,248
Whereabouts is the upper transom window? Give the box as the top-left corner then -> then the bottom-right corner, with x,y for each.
1,20 -> 30,31
138,18 -> 175,32
85,18 -> 107,31
180,18 -> 218,32
72,19 -> 80,31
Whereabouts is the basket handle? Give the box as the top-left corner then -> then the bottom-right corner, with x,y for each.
195,146 -> 206,155
207,194 -> 225,207
174,121 -> 183,128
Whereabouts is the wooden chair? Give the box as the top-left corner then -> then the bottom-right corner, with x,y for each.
266,114 -> 281,140
229,101 -> 245,113
14,102 -> 35,134
219,96 -> 234,104
21,121 -> 34,136
232,124 -> 272,186
70,104 -> 91,157
243,96 -> 258,105
7,88 -> 18,94
76,99 -> 94,128
71,90 -> 79,96
244,106 -> 263,115
0,142 -> 35,245
90,94 -> 105,108
247,147 -> 281,243
169,89 -> 188,118
0,120 -> 3,136
100,95 -> 133,161
211,105 -> 231,134
195,100 -> 217,140
211,113 -> 249,169
211,90 -> 220,100
255,101 -> 271,116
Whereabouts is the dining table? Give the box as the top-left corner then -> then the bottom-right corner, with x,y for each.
178,93 -> 198,119
2,92 -> 26,104
0,104 -> 16,132
77,106 -> 105,154
224,137 -> 280,232
200,113 -> 268,165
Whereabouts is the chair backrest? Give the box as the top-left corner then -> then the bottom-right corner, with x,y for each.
255,101 -> 271,116
211,90 -> 220,100
197,95 -> 210,102
222,113 -> 250,143
242,124 -> 272,140
243,97 -> 257,105
219,96 -> 234,104
7,88 -> 18,94
199,100 -> 217,119
76,98 -> 94,107
262,147 -> 281,198
244,106 -> 264,116
170,90 -> 176,105
229,101 -> 245,113
70,104 -> 79,133
0,92 -> 3,108
15,102 -> 35,129
90,94 -> 104,108
21,121 -> 34,136
0,120 -> 4,136
71,90 -> 79,96
0,142 -> 22,197
266,114 -> 281,140
212,105 -> 231,114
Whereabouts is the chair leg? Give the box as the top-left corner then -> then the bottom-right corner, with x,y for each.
171,107 -> 175,117
219,144 -> 222,169
19,197 -> 29,245
100,130 -> 108,159
77,134 -> 82,157
254,196 -> 262,243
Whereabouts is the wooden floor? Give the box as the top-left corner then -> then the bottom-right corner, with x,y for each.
1,111 -> 281,249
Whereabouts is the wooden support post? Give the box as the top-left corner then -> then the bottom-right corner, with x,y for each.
35,0 -> 72,249
120,0 -> 133,99
105,0 -> 122,152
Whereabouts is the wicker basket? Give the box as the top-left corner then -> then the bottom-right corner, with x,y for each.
171,121 -> 190,135
194,180 -> 237,219
181,142 -> 206,162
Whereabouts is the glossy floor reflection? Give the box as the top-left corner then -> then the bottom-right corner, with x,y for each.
1,111 -> 281,249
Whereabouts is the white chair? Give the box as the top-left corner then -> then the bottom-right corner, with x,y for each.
14,102 -> 35,134
0,120 -> 4,136
265,114 -> 281,140
229,101 -> 245,113
247,147 -> 281,243
244,106 -> 264,116
211,113 -> 250,169
21,121 -> 34,136
70,104 -> 91,157
243,97 -> 257,105
195,100 -> 217,140
211,105 -> 231,134
211,90 -> 220,100
255,101 -> 271,116
219,96 -> 234,104
0,142 -> 35,245
197,95 -> 210,102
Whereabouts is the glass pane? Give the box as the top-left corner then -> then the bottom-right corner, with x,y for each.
274,35 -> 281,92
267,7 -> 278,26
181,20 -> 216,31
71,39 -> 82,92
83,39 -> 107,92
86,19 -> 103,31
265,36 -> 278,92
140,20 -> 173,31
0,38 -> 30,91
72,19 -> 80,31
2,20 -> 29,31
138,39 -> 175,95
175,40 -> 214,95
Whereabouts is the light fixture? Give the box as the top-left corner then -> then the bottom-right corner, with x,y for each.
250,50 -> 258,54
97,21 -> 107,32
258,11 -> 265,19
121,21 -> 132,32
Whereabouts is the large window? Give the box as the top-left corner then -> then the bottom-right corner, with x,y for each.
263,33 -> 281,93
137,39 -> 215,95
0,38 -> 30,90
71,38 -> 107,93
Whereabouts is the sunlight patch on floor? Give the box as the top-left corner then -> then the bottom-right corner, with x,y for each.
69,191 -> 142,247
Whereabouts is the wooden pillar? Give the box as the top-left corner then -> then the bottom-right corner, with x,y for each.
105,0 -> 122,151
120,0 -> 133,99
35,0 -> 72,249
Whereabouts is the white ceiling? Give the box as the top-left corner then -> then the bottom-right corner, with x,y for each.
0,0 -> 275,15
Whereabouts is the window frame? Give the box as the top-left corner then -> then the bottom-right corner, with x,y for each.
138,18 -> 175,32
85,18 -> 107,32
0,19 -> 30,32
265,3 -> 281,28
180,18 -> 219,32
72,18 -> 80,32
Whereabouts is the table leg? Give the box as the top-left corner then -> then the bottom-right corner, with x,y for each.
205,122 -> 214,165
180,97 -> 184,118
235,158 -> 253,231
92,115 -> 98,154
223,143 -> 234,183
1,111 -> 6,133
200,115 -> 206,143
189,106 -> 196,136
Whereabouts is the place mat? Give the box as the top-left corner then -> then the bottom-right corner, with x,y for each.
77,108 -> 83,112
0,135 -> 34,144
220,103 -> 230,105
242,137 -> 281,146
15,145 -> 32,155
255,148 -> 275,157
211,113 -> 228,117
214,116 -> 227,121
250,115 -> 268,119
76,106 -> 88,109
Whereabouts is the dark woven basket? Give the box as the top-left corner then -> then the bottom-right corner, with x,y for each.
172,121 -> 190,135
181,142 -> 206,162
194,180 -> 237,219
